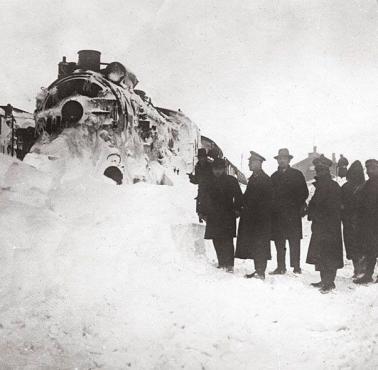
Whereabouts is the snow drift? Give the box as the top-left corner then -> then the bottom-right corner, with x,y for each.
0,153 -> 377,369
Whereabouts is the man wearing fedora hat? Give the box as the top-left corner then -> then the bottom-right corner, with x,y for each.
270,148 -> 309,275
235,151 -> 273,279
189,148 -> 213,186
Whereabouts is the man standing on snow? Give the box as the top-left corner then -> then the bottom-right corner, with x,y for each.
270,148 -> 309,275
188,148 -> 214,221
341,160 -> 365,278
235,151 -> 273,280
353,159 -> 378,284
198,158 -> 243,271
306,155 -> 343,293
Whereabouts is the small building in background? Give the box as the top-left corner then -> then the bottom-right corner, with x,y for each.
0,105 -> 35,159
292,146 -> 338,182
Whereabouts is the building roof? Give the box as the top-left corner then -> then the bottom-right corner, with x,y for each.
0,105 -> 32,115
0,105 -> 34,128
292,146 -> 338,182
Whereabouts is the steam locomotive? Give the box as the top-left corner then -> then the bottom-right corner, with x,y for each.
32,50 -> 246,184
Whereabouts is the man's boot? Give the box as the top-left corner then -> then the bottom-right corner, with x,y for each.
312,270 -> 325,288
353,275 -> 373,284
270,240 -> 286,275
245,271 -> 265,280
290,239 -> 301,274
255,272 -> 265,280
311,281 -> 322,288
320,282 -> 336,294
354,256 -> 375,284
270,267 -> 286,275
319,269 -> 336,293
225,266 -> 234,273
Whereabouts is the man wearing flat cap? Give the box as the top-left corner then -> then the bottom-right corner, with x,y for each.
270,148 -> 309,275
235,151 -> 273,279
354,159 -> 378,284
198,158 -> 243,271
306,155 -> 343,293
188,148 -> 214,220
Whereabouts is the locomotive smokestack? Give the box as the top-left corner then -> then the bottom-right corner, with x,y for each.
77,50 -> 101,72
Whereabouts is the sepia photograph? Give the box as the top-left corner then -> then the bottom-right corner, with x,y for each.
0,0 -> 377,369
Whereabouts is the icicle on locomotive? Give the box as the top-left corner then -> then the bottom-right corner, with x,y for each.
31,50 -> 200,184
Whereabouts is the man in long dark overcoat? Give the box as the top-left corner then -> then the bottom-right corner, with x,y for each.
306,155 -> 343,293
341,160 -> 365,278
353,159 -> 378,284
270,148 -> 309,275
235,151 -> 273,280
198,158 -> 243,271
188,148 -> 214,220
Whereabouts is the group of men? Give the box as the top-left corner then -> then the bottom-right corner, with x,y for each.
189,148 -> 378,294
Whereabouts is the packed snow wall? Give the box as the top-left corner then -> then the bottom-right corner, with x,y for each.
29,50 -> 201,185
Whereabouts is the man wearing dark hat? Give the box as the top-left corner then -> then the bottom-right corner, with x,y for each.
337,154 -> 349,178
306,155 -> 343,293
189,148 -> 213,185
208,147 -> 220,160
188,148 -> 214,220
235,151 -> 273,279
198,158 -> 243,271
354,159 -> 378,284
270,148 -> 309,274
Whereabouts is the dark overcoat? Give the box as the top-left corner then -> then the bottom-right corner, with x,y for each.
199,174 -> 243,240
190,160 -> 214,213
357,177 -> 378,257
271,167 -> 309,241
306,175 -> 344,270
341,181 -> 364,260
235,170 -> 273,260
190,160 -> 213,186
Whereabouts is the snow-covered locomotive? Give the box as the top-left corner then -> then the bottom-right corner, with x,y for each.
29,50 -> 246,185
30,50 -> 200,184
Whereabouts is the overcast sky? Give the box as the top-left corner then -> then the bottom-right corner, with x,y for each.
0,0 -> 377,172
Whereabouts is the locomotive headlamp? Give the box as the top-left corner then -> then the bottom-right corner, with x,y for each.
105,62 -> 127,84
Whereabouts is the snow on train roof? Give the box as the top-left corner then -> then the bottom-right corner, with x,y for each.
0,105 -> 34,128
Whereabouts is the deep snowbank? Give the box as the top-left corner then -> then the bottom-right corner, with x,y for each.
0,154 -> 377,369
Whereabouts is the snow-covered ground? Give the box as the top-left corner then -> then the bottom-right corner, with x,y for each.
0,153 -> 377,370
